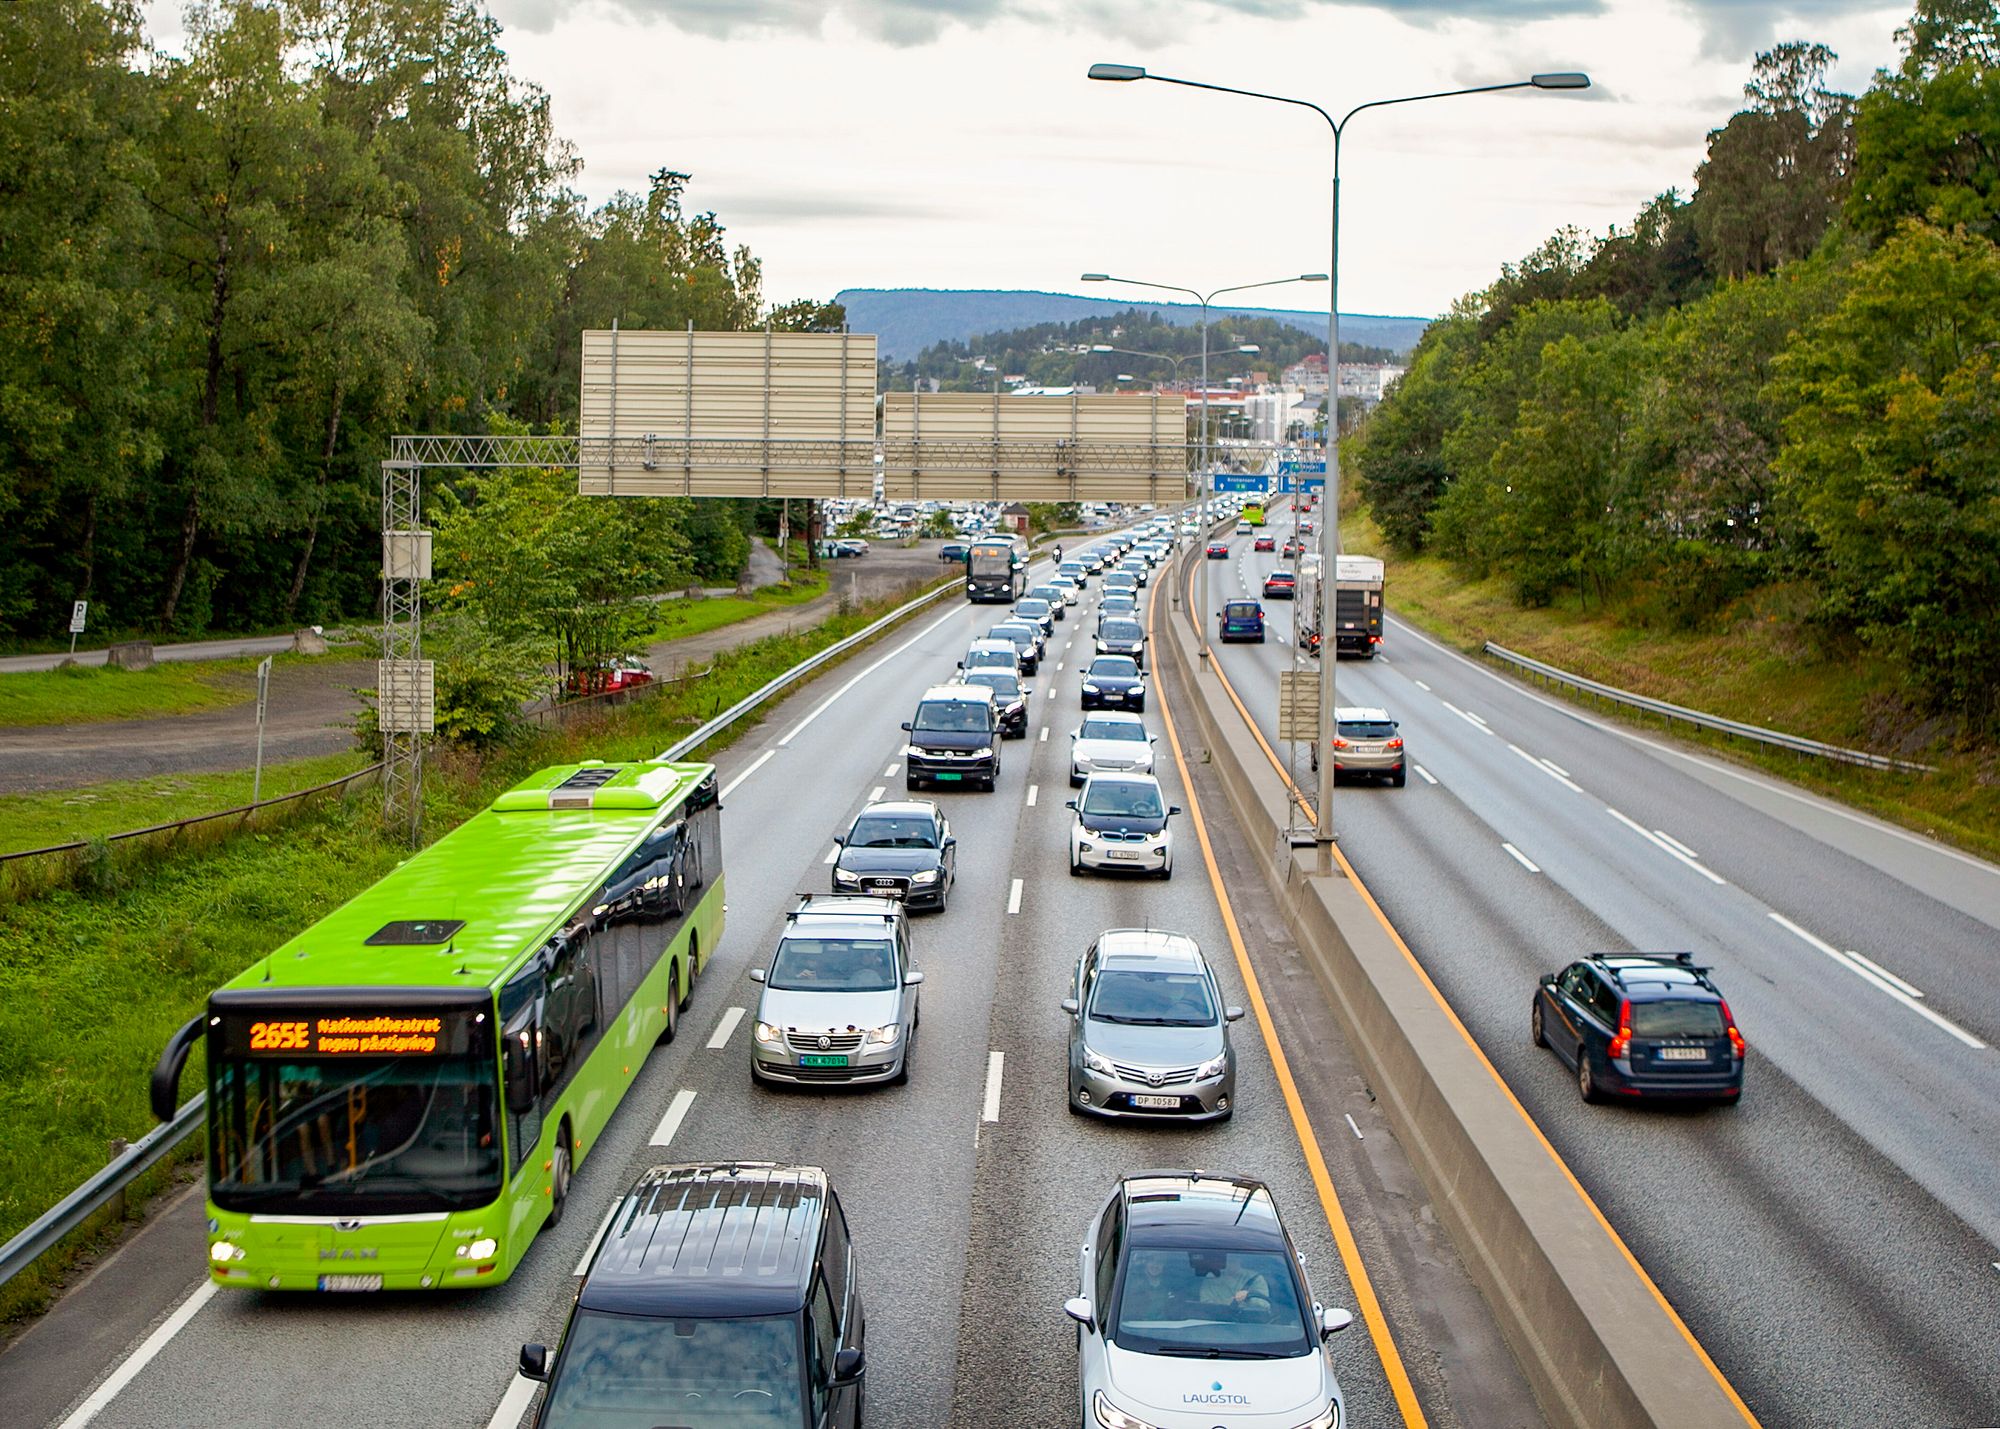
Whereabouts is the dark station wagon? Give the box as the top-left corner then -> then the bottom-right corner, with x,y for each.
1533,952 -> 1747,1104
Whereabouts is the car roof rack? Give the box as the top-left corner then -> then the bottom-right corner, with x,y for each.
790,892 -> 900,918
1593,950 -> 1712,980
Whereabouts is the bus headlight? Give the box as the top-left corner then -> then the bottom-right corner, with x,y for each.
209,1241 -> 246,1263
457,1237 -> 498,1260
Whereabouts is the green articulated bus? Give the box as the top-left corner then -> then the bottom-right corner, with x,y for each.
149,759 -> 724,1292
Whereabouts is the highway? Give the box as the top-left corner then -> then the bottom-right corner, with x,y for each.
7,539 -> 1542,1429
1197,499 -> 2000,1426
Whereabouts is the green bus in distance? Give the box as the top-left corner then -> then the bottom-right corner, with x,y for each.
1242,501 -> 1267,527
149,759 -> 723,1291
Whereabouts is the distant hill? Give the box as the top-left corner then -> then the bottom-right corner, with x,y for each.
836,288 -> 1430,360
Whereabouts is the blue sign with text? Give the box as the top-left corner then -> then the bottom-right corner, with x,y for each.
1278,474 -> 1327,493
1277,458 -> 1327,475
1212,474 -> 1270,494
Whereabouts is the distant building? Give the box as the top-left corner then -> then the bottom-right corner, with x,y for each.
1337,363 -> 1407,406
1282,353 -> 1329,397
1000,502 -> 1032,535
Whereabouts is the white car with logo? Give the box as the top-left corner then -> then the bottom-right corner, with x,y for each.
1066,1170 -> 1351,1429
1069,711 -> 1156,787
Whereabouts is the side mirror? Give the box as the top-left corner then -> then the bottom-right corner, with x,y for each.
901,721 -> 913,731
942,836 -> 957,849
832,1345 -> 865,1384
1060,998 -> 1080,1016
1320,1307 -> 1354,1339
904,971 -> 925,986
1169,805 -> 1183,816
832,835 -> 845,846
1224,1006 -> 1245,1022
1149,736 -> 1158,743
1539,972 -> 1557,988
519,1343 -> 550,1381
150,1015 -> 204,1123
1065,800 -> 1077,810
749,968 -> 767,983
1062,1296 -> 1095,1329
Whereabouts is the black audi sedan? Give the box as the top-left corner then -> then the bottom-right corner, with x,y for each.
832,800 -> 957,911
1532,952 -> 1746,1104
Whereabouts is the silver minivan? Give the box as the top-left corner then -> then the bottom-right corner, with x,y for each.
751,895 -> 923,1086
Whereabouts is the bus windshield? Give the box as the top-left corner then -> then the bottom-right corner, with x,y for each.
210,1052 -> 501,1214
968,544 -> 1018,577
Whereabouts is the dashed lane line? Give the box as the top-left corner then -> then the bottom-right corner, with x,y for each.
722,749 -> 775,797
1768,912 -> 1984,1049
649,1089 -> 697,1147
1605,807 -> 1726,886
706,1006 -> 745,1050
1006,878 -> 1023,914
57,1282 -> 219,1429
981,1051 -> 1004,1123
1413,764 -> 1439,786
1026,784 -> 1038,808
1501,842 -> 1542,873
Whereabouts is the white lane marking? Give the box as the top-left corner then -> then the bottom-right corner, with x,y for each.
1844,950 -> 1924,999
778,605 -> 961,745
1007,878 -> 1023,914
482,1374 -> 540,1429
706,1006 -> 746,1049
722,749 -> 775,797
823,845 -> 839,864
982,1051 -> 1005,1122
883,762 -> 899,778
1768,912 -> 1985,1049
1441,700 -> 1493,735
1413,764 -> 1438,785
1541,757 -> 1570,778
1039,726 -> 1049,742
1652,828 -> 1698,859
1508,742 -> 1583,794
1056,661 -> 1064,671
1026,784 -> 1039,807
59,1281 -> 219,1428
1390,615 -> 2000,885
1344,1113 -> 1364,1140
574,1203 -> 619,1276
1414,679 -> 1431,691
867,785 -> 885,803
649,1089 -> 698,1146
1501,842 -> 1541,873
1465,709 -> 1490,728
1606,807 -> 1727,885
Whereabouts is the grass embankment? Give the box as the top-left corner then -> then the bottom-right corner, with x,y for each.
640,567 -> 829,644
1343,511 -> 2000,863
0,571 -> 951,1321
0,752 -> 374,857
0,658 -> 269,728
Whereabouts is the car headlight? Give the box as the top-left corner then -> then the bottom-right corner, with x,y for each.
1081,1046 -> 1117,1077
1093,1391 -> 1160,1429
1195,1051 -> 1230,1081
1083,683 -> 1100,694
832,866 -> 860,884
1289,1405 -> 1339,1429
911,868 -> 940,884
1133,683 -> 1146,694
971,745 -> 994,759
754,1020 -> 783,1045
866,1024 -> 901,1046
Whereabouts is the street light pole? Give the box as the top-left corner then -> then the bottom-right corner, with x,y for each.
1087,63 -> 1589,861
1081,273 -> 1325,658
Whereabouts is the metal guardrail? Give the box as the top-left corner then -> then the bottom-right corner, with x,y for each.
1483,640 -> 1935,774
0,573 -> 963,1295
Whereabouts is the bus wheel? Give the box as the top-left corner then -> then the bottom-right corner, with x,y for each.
546,1122 -> 573,1229
679,935 -> 698,1010
659,967 -> 680,1045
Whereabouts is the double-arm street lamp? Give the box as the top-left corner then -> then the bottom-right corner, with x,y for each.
1088,62 -> 1589,857
1080,272 -> 1326,656
1086,343 -> 1261,383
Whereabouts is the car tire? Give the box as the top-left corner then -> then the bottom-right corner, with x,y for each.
1392,766 -> 1407,788
1577,1051 -> 1603,1104
891,1030 -> 911,1086
906,776 -> 922,793
1531,998 -> 1547,1048
1069,855 -> 1084,877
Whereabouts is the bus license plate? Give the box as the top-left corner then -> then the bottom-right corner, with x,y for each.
800,1054 -> 849,1067
317,1274 -> 383,1292
1131,1095 -> 1179,1110
936,772 -> 963,782
1658,1047 -> 1708,1061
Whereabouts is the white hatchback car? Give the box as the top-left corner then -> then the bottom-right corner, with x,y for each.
1069,711 -> 1156,786
1068,772 -> 1177,879
1066,1171 -> 1351,1429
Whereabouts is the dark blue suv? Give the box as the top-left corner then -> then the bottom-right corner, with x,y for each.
1532,953 -> 1745,1104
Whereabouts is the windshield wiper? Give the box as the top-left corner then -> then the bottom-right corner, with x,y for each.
1153,1346 -> 1288,1360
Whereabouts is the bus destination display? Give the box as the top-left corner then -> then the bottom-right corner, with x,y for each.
217,1009 -> 482,1058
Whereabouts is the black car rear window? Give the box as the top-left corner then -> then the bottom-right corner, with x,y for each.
1223,602 -> 1260,618
1338,721 -> 1398,739
1631,1000 -> 1726,1038
1100,620 -> 1143,641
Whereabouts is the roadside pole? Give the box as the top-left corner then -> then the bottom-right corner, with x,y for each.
252,656 -> 272,803
69,600 -> 87,657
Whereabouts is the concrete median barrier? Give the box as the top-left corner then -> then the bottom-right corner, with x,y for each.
1156,551 -> 1757,1429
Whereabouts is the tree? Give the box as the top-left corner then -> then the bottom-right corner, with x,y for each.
1848,3 -> 2000,243
1353,309 -> 1478,552
1772,222 -> 2000,725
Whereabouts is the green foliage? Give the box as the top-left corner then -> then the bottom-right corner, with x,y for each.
1849,3 -> 2000,242
1354,310 -> 1477,552
426,613 -> 545,747
918,509 -> 957,539
1772,223 -> 2000,724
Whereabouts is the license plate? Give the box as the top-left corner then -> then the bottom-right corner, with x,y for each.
936,772 -> 962,782
1657,1047 -> 1708,1061
1131,1094 -> 1180,1110
317,1274 -> 383,1292
1107,850 -> 1141,861
800,1054 -> 849,1067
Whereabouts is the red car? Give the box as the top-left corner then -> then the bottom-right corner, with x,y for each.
1282,539 -> 1305,559
565,658 -> 655,696
1253,534 -> 1277,552
1263,571 -> 1298,599
1205,542 -> 1230,559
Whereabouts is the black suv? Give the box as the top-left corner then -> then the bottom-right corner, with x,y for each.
522,1162 -> 866,1428
1532,952 -> 1746,1104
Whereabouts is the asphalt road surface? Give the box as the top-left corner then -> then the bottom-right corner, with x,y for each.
1199,498 -> 2000,1427
5,537 -> 1542,1429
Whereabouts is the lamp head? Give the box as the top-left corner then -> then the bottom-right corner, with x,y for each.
1237,345 -> 1261,353
1088,63 -> 1147,82
1531,72 -> 1591,90
1300,273 -> 1329,282
1081,273 -> 1109,282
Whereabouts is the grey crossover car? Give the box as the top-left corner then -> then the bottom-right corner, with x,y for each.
751,895 -> 923,1086
1062,929 -> 1241,1120
1332,704 -> 1406,786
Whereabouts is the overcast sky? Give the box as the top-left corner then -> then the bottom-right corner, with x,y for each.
144,0 -> 1909,318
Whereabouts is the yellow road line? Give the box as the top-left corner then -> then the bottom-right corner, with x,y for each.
1148,579 -> 1430,1428
1181,559 -> 1762,1426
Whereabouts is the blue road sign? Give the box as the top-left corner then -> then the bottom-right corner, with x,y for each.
1212,474 -> 1270,494
1277,458 -> 1327,476
1277,474 -> 1327,493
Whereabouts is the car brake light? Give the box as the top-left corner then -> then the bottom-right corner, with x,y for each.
1720,999 -> 1746,1057
1386,737 -> 1404,750
1331,737 -> 1350,750
1607,999 -> 1632,1060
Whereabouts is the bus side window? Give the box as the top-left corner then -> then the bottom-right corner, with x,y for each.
498,971 -> 545,1172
